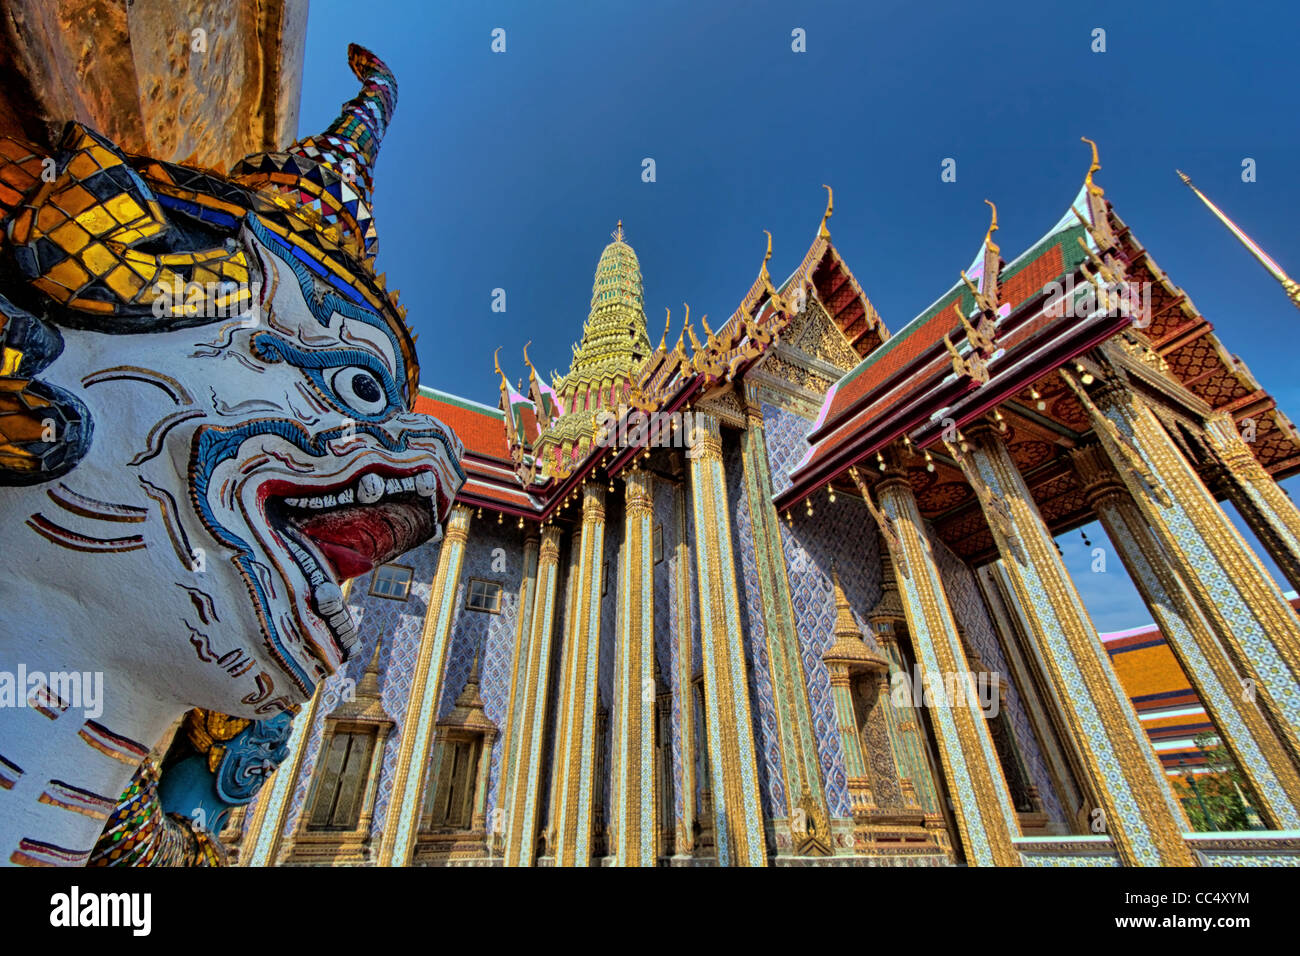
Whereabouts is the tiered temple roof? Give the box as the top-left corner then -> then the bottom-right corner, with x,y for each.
418,154 -> 1300,546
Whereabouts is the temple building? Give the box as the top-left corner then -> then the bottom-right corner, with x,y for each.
223,145 -> 1300,867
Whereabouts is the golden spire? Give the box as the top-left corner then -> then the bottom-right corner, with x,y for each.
823,565 -> 888,671
819,184 -> 834,240
493,346 -> 508,390
1081,136 -> 1103,196
1177,169 -> 1300,310
522,339 -> 537,382
983,198 -> 1000,255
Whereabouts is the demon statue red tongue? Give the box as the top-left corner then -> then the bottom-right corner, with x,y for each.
294,498 -> 435,580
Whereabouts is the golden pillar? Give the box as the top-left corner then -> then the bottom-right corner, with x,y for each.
959,423 -> 1193,866
1073,444 -> 1300,829
377,503 -> 473,867
495,531 -> 540,852
1204,410 -> 1300,596
503,525 -> 563,866
871,472 -> 1021,866
740,396 -> 830,843
1075,371 -> 1300,768
552,483 -> 607,865
612,468 -> 657,865
686,411 -> 767,866
671,480 -> 697,855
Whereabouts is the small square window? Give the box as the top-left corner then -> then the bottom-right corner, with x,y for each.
466,578 -> 502,613
370,563 -> 413,601
653,524 -> 664,564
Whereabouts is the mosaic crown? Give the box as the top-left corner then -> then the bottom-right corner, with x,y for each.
233,43 -> 397,260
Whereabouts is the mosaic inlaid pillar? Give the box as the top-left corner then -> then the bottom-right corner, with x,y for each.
873,474 -> 1020,867
1073,444 -> 1300,829
503,525 -> 563,867
239,683 -> 324,866
552,483 -> 607,866
376,503 -> 473,867
1082,373 -> 1300,769
671,480 -> 697,855
612,468 -> 657,865
496,531 -> 540,850
687,411 -> 767,866
1204,410 -> 1300,596
740,396 -> 829,837
960,424 -> 1193,866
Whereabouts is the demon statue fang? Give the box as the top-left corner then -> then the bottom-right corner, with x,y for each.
0,45 -> 464,865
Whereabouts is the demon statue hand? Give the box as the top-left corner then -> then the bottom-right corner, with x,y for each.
0,45 -> 464,865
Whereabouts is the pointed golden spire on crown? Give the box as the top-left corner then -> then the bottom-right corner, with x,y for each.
613,219 -> 625,243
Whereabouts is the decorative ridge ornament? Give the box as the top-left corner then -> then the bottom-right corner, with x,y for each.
819,184 -> 833,240
1081,136 -> 1104,197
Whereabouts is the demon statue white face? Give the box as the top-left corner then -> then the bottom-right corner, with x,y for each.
0,45 -> 463,864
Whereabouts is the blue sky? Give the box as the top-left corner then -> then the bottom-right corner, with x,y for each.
299,0 -> 1300,629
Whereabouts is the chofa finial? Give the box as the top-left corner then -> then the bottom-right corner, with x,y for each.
819,184 -> 834,239
1081,136 -> 1103,196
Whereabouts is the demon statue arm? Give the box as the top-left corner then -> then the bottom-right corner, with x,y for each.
0,45 -> 464,866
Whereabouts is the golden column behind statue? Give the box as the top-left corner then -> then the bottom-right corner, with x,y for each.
612,468 -> 658,865
504,524 -> 565,866
378,503 -> 474,866
686,412 -> 767,866
552,483 -> 607,865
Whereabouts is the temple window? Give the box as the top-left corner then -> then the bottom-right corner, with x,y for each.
307,727 -> 377,830
285,640 -> 394,863
417,657 -> 499,862
427,736 -> 483,829
370,563 -> 413,600
466,578 -> 503,613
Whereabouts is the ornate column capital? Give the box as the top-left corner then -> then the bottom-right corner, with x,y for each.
581,482 -> 606,522
623,468 -> 654,518
686,410 -> 723,462
539,524 -> 563,562
444,503 -> 474,544
1070,443 -> 1127,507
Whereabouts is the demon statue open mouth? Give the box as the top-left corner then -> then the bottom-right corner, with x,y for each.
0,45 -> 464,865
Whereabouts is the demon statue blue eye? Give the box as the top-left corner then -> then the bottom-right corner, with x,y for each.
331,365 -> 388,415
